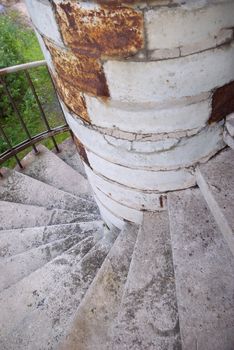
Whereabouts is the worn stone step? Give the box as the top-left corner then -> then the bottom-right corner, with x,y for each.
0,201 -> 100,230
17,144 -> 90,196
112,211 -> 181,350
0,221 -> 103,258
0,235 -> 81,291
59,223 -> 138,350
0,235 -> 97,346
0,168 -> 97,213
54,137 -> 87,177
0,228 -> 119,350
168,188 -> 234,350
196,148 -> 234,256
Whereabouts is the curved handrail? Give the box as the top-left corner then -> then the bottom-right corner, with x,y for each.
0,61 -> 70,168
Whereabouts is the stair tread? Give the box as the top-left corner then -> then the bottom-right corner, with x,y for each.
112,211 -> 181,350
197,148 -> 234,254
0,201 -> 100,230
0,235 -> 81,291
0,168 -> 98,212
17,144 -> 90,196
0,228 -> 118,350
0,221 -> 103,258
59,223 -> 138,350
54,138 -> 87,177
0,235 -> 97,343
168,188 -> 234,350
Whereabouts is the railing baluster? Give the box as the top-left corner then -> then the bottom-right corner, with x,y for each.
24,69 -> 59,152
0,122 -> 23,169
0,61 -> 72,167
0,75 -> 38,155
45,66 -> 73,140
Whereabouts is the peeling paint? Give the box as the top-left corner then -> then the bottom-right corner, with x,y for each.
44,37 -> 109,97
74,136 -> 91,167
54,74 -> 90,122
209,81 -> 234,124
55,1 -> 144,59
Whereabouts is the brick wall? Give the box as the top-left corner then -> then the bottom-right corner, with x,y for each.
25,0 -> 234,228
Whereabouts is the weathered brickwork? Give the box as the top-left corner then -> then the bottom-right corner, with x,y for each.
26,0 -> 234,227
55,1 -> 144,58
209,81 -> 234,124
54,75 -> 89,122
44,38 -> 109,98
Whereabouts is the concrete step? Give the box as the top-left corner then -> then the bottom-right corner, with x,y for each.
0,235 -> 97,345
168,188 -> 234,350
54,137 -> 87,177
0,221 -> 103,258
0,168 -> 97,213
0,228 -> 119,350
17,144 -> 90,196
0,235 -> 80,291
196,148 -> 234,256
0,201 -> 100,230
112,211 -> 181,350
59,223 -> 138,350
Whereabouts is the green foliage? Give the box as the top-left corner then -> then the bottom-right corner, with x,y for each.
0,10 -> 66,167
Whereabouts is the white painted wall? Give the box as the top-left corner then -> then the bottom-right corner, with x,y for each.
27,0 -> 232,227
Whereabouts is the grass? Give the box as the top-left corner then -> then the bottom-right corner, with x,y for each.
0,10 -> 69,168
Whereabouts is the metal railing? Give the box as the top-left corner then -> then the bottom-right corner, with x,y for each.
0,60 -> 70,169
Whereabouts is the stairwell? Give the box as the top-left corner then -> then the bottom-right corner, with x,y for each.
0,138 -> 233,349
1,0 -> 234,348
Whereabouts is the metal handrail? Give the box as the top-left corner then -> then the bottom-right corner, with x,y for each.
0,60 -> 46,75
0,60 -> 71,168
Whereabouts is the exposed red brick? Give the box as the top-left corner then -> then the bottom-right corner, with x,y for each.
44,38 -> 109,98
209,81 -> 234,124
74,136 -> 91,167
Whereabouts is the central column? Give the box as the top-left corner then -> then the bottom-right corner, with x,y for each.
26,0 -> 234,228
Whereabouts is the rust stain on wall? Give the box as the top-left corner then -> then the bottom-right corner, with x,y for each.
74,136 -> 91,167
44,37 -> 109,97
54,74 -> 90,122
55,1 -> 144,59
209,81 -> 234,124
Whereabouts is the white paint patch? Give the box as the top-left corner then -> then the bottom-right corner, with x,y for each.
86,152 -> 196,191
104,44 -> 234,103
64,108 -> 225,171
85,165 -> 167,211
146,2 -> 234,52
93,187 -> 143,225
25,0 -> 63,45
85,95 -> 211,134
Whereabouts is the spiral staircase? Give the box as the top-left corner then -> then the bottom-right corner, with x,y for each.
0,134 -> 233,350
